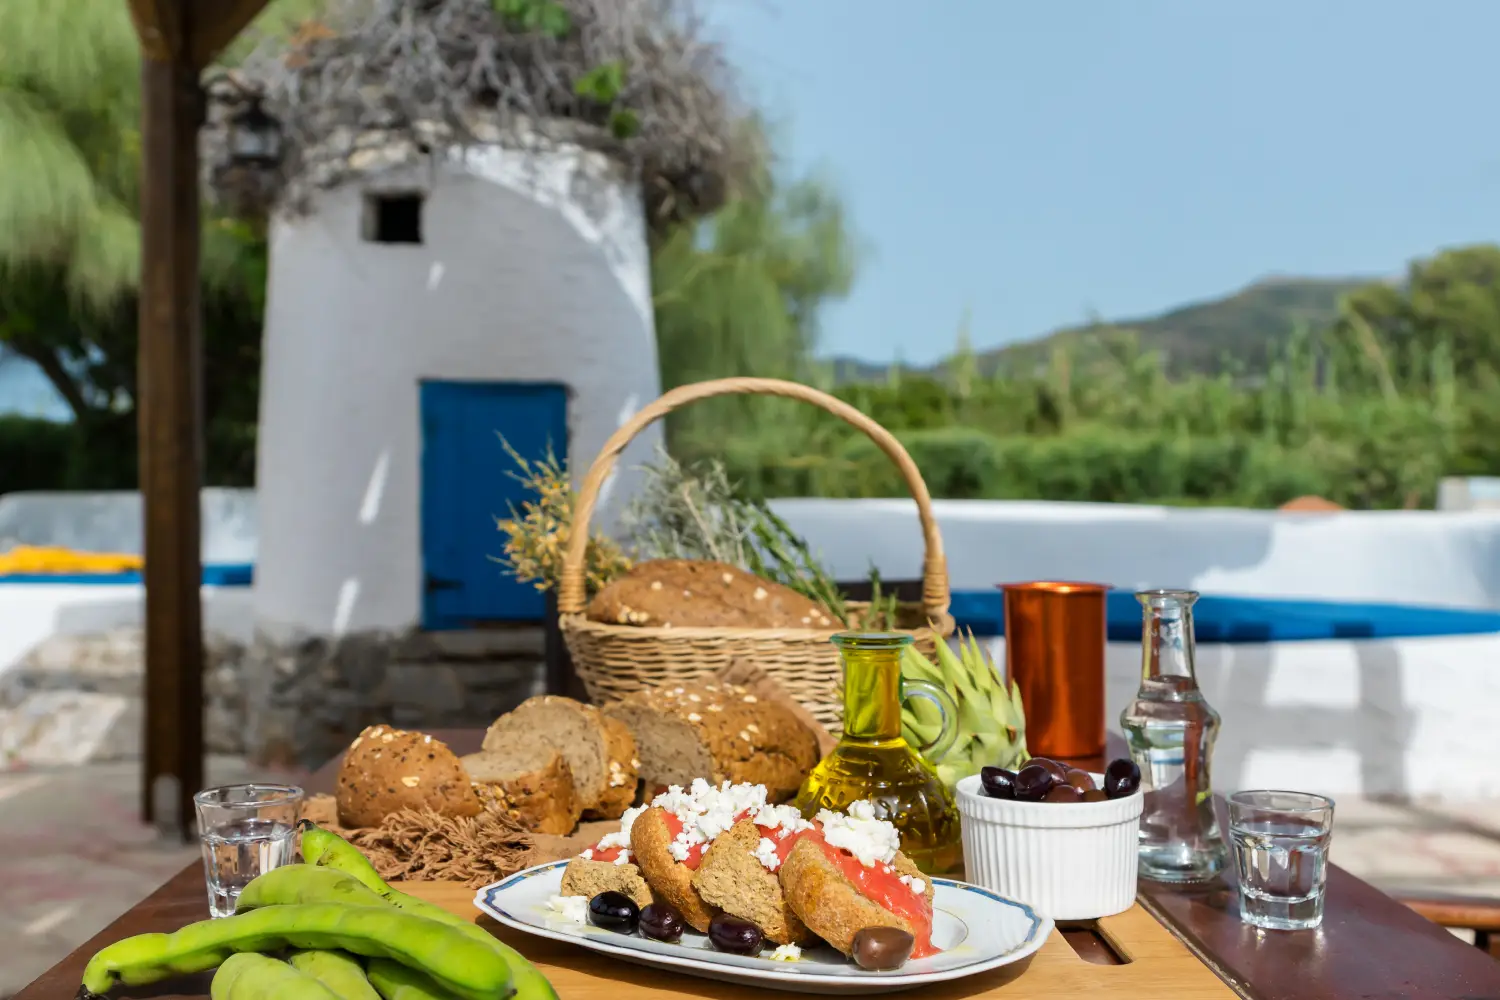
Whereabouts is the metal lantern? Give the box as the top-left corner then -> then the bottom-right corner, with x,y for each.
228,97 -> 283,168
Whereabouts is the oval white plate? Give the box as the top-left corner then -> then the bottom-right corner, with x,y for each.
474,860 -> 1054,995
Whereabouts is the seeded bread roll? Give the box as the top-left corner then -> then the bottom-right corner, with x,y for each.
604,682 -> 819,802
335,726 -> 481,829
462,743 -> 582,836
585,559 -> 839,630
778,838 -> 934,958
482,696 -> 640,820
691,818 -> 812,946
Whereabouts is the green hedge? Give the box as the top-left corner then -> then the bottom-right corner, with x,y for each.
713,419 -> 1459,510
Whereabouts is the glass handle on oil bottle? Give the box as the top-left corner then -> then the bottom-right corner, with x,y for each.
901,678 -> 959,764
1119,589 -> 1227,883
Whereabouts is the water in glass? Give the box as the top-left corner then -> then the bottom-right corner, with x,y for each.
194,784 -> 303,918
1229,790 -> 1334,930
200,818 -> 297,917
1120,589 -> 1228,882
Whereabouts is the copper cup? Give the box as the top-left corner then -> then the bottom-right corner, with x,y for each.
999,581 -> 1109,761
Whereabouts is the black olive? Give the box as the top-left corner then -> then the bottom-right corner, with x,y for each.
1013,763 -> 1056,802
588,891 -> 640,933
1028,757 -> 1071,784
852,926 -> 916,971
707,912 -> 764,955
979,766 -> 1017,799
638,901 -> 686,943
1104,758 -> 1142,799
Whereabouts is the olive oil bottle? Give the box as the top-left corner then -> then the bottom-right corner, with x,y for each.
794,632 -> 963,874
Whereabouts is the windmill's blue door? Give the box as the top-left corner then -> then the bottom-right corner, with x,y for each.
419,380 -> 568,630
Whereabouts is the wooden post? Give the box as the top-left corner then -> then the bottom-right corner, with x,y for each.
137,52 -> 207,842
129,0 -> 270,840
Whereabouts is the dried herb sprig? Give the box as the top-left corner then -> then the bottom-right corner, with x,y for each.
494,436 -> 633,596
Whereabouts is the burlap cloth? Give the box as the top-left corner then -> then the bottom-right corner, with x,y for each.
301,660 -> 836,887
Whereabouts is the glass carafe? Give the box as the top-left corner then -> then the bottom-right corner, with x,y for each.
1120,589 -> 1228,882
794,632 -> 961,874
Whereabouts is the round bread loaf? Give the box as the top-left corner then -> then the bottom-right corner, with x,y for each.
604,682 -> 818,802
334,725 -> 481,828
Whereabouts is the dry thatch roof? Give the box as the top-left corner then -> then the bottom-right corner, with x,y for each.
207,0 -> 744,230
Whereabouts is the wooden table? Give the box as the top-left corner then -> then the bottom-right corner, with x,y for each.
15,731 -> 1500,1000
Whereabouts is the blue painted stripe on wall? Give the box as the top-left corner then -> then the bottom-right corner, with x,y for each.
0,563 -> 255,587
949,590 -> 1500,643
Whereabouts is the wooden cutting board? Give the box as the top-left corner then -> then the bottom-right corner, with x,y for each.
401,882 -> 1241,999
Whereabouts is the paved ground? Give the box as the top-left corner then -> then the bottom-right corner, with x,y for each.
3,765 -> 1499,994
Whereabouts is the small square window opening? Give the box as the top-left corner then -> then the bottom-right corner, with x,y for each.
362,192 -> 424,244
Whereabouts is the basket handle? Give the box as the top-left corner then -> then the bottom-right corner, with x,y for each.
557,377 -> 951,624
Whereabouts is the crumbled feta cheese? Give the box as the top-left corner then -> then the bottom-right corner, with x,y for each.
753,837 -> 781,871
753,803 -> 815,839
899,874 -> 926,895
596,804 -> 647,852
547,895 -> 587,924
651,779 -> 770,863
614,849 -> 633,866
769,944 -> 802,962
608,760 -> 627,787
816,799 -> 901,867
579,848 -> 594,861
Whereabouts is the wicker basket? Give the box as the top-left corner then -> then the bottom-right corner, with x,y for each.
557,377 -> 955,733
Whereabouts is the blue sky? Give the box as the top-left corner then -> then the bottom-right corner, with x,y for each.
708,0 -> 1500,364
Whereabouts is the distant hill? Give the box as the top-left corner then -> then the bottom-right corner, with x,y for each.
831,275 -> 1375,382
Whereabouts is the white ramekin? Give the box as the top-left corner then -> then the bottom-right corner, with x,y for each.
955,772 -> 1143,921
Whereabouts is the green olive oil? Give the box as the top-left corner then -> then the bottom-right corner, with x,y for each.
794,633 -> 962,874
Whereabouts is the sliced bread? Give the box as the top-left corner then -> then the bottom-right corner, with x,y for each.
482,696 -> 640,819
691,818 -> 812,946
778,838 -> 935,959
462,743 -> 582,836
603,682 -> 818,802
335,725 -> 481,829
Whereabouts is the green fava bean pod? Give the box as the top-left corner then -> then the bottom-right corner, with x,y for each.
234,864 -> 391,911
288,949 -> 383,1000
79,904 -> 513,1000
300,822 -> 558,1000
211,953 -> 341,1000
367,958 -> 463,1000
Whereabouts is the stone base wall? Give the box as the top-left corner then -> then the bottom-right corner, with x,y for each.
0,626 -> 545,768
244,627 -> 546,769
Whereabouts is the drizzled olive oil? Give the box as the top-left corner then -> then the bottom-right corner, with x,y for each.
794,633 -> 962,874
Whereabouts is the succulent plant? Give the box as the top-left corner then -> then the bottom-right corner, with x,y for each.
900,631 -> 1029,789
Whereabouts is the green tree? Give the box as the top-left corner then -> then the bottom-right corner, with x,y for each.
651,133 -> 859,466
1332,244 -> 1500,389
0,0 -> 322,486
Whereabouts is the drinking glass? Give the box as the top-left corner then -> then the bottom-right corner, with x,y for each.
194,783 -> 304,918
1228,790 -> 1334,931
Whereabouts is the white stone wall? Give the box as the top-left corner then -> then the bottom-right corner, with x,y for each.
255,140 -> 661,638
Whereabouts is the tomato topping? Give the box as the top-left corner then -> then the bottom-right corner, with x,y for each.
582,844 -> 625,864
818,840 -> 935,958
